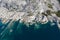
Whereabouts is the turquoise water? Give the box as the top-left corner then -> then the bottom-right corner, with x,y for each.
0,19 -> 60,40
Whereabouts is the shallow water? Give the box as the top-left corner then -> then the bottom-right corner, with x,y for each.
0,19 -> 60,40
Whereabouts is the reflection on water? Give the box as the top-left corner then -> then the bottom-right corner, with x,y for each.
0,19 -> 60,40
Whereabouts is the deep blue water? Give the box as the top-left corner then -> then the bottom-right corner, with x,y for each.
0,19 -> 60,40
